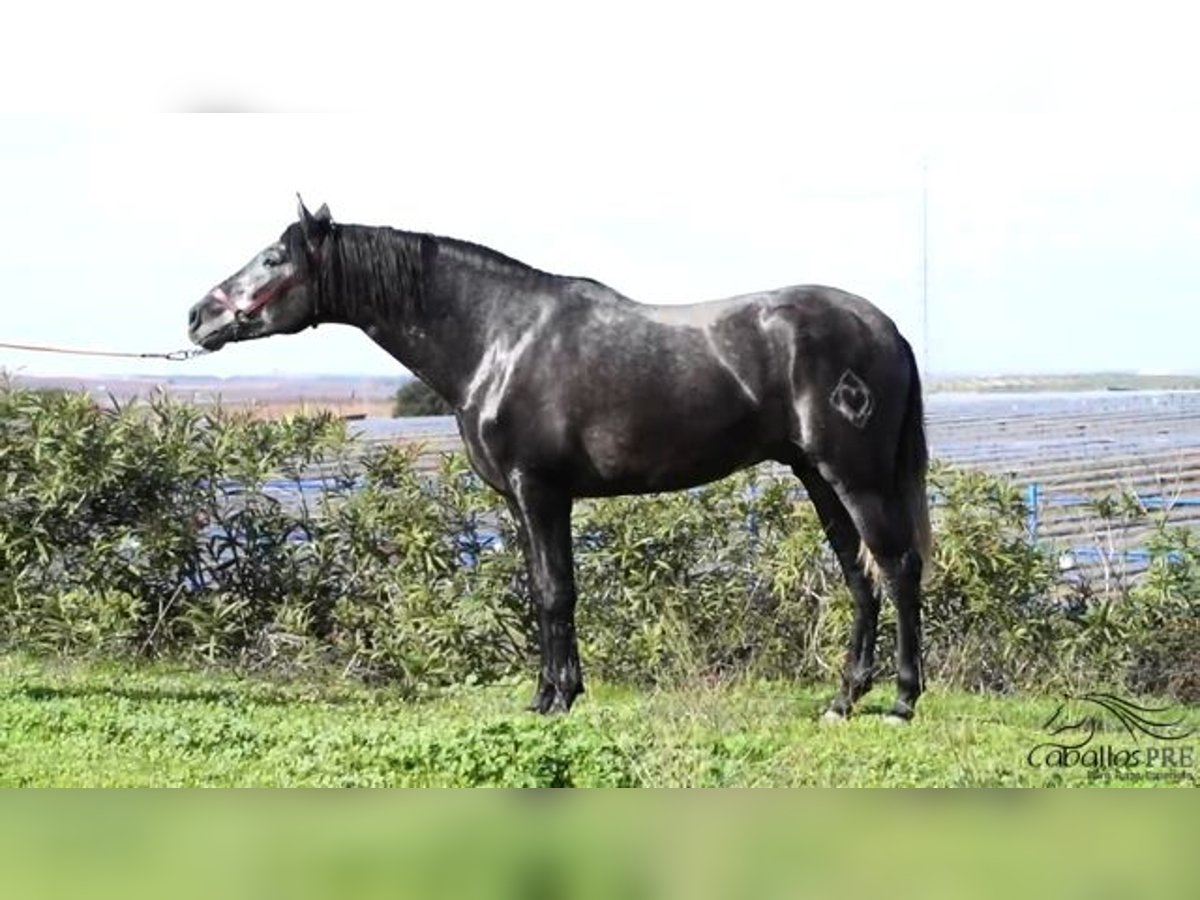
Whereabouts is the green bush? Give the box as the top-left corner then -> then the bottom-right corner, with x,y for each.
1,382 -> 1196,701
573,472 -> 850,686
0,385 -> 528,693
392,379 -> 453,417
921,464 -> 1057,692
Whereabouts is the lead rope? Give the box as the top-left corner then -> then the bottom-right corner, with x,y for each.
0,340 -> 209,362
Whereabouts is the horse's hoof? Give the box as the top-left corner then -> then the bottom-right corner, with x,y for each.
526,683 -> 556,714
527,681 -> 581,715
882,703 -> 914,726
881,713 -> 910,726
820,708 -> 847,724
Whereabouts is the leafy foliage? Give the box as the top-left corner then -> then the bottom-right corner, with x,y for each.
392,378 -> 453,416
1,382 -> 1196,701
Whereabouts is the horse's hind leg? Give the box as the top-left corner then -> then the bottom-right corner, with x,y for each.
795,466 -> 882,719
829,483 -> 924,722
506,470 -> 583,714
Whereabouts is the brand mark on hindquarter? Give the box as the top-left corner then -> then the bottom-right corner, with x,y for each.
830,369 -> 874,428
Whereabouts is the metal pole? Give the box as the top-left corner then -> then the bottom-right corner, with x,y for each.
921,157 -> 930,376
1026,481 -> 1040,542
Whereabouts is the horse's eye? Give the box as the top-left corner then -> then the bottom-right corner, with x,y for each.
264,254 -> 283,268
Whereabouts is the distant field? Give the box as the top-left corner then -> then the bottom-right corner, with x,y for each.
221,398 -> 396,419
2,655 -> 1195,787
5,373 -> 406,419
12,371 -> 1200,411
929,373 -> 1200,393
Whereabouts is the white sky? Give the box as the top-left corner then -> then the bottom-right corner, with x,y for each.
1,1 -> 1197,378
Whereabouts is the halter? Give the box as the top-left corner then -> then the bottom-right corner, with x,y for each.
209,269 -> 305,322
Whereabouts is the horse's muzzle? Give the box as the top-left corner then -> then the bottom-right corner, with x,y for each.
187,295 -> 232,350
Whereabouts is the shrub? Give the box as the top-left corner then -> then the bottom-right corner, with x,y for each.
921,464 -> 1058,692
573,472 -> 849,685
392,379 -> 453,417
2,381 -> 1195,701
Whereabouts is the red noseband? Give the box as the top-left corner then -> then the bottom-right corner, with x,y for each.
209,271 -> 304,319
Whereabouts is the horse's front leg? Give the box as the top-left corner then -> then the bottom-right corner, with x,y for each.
507,469 -> 582,714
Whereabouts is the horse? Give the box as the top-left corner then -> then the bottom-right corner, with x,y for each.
187,199 -> 931,722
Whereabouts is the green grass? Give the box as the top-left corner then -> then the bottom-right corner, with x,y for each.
1,654 -> 1195,787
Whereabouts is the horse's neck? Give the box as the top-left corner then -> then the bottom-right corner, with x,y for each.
330,231 -> 533,409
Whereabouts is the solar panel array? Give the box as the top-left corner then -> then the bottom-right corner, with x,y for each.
925,391 -> 1200,577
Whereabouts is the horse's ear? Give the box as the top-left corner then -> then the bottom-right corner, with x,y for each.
297,195 -> 333,248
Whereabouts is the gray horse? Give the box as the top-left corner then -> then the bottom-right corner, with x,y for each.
188,200 -> 930,722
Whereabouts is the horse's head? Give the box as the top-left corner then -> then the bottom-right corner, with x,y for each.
187,197 -> 333,351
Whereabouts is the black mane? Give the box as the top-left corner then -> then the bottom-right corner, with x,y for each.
310,225 -> 556,323
313,225 -> 429,324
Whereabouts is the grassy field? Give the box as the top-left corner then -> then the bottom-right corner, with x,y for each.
2,654 -> 1195,787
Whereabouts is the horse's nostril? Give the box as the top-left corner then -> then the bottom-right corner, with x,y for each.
189,305 -> 202,329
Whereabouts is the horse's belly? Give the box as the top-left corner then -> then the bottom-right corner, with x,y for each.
574,403 -> 767,496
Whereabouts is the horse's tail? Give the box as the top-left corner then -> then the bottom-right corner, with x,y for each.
897,338 -> 931,569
